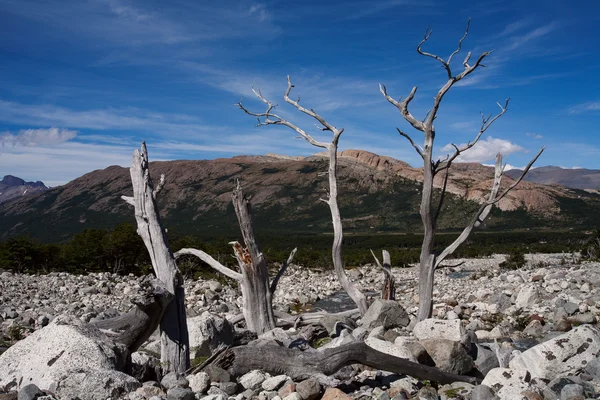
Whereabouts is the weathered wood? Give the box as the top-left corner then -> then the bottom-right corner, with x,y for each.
93,279 -> 173,353
371,250 -> 395,301
380,22 -> 545,321
213,341 -> 480,385
270,248 -> 297,302
231,182 -> 276,334
237,77 -> 369,315
124,143 -> 189,373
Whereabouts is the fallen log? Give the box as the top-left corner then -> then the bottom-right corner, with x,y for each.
213,341 -> 481,385
93,278 -> 173,353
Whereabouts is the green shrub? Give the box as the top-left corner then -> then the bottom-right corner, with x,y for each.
499,248 -> 526,270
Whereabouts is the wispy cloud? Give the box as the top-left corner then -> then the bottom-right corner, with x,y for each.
503,22 -> 559,51
1,127 -> 77,148
526,132 -> 543,139
568,101 -> 600,115
440,136 -> 526,163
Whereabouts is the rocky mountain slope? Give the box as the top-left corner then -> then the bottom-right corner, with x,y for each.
1,150 -> 599,242
506,166 -> 600,190
0,175 -> 48,204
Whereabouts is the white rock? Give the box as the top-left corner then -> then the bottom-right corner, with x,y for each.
413,318 -> 468,345
48,369 -> 140,400
189,372 -> 210,394
514,285 -> 538,309
481,368 -> 533,399
509,325 -> 600,379
0,315 -> 128,390
365,337 -> 416,362
261,375 -> 288,391
188,312 -> 234,358
239,370 -> 266,390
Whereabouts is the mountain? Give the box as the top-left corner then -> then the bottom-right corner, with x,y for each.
2,150 -> 600,242
506,166 -> 600,190
0,175 -> 48,204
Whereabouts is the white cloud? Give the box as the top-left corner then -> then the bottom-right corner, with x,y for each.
568,102 -> 600,115
0,127 -> 77,148
440,137 -> 525,163
526,132 -> 543,139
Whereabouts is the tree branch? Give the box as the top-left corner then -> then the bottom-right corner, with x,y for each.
270,247 -> 297,300
397,128 -> 424,159
174,248 -> 242,281
379,84 -> 424,132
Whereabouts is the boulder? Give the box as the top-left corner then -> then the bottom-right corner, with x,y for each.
188,372 -> 210,394
365,337 -> 416,362
47,369 -> 140,400
239,370 -> 267,390
413,319 -> 468,346
481,368 -> 535,400
514,285 -> 539,309
419,339 -> 474,375
262,375 -> 289,391
187,313 -> 234,358
295,378 -> 321,400
0,315 -> 128,391
361,300 -> 409,330
321,387 -> 351,400
509,325 -> 600,380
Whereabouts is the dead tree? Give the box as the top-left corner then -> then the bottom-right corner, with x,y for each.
212,341 -> 480,385
371,250 -> 395,300
237,77 -> 369,315
176,182 -> 296,334
379,20 -> 544,321
121,143 -> 189,373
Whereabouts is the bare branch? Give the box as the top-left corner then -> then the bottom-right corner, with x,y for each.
121,195 -> 134,206
447,18 -> 471,66
284,76 -> 338,133
487,147 -> 545,205
437,261 -> 465,269
370,249 -> 383,269
153,174 -> 165,199
436,98 -> 510,172
417,26 -> 453,79
434,153 -> 505,268
397,128 -> 424,158
270,247 -> 297,299
379,84 -> 425,132
175,248 -> 242,281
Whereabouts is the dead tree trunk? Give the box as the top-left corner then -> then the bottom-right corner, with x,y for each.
237,77 -> 369,315
380,20 -> 545,321
93,278 -> 173,353
176,182 -> 296,334
122,143 -> 189,373
371,250 -> 395,300
213,342 -> 479,385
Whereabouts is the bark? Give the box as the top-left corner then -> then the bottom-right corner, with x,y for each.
123,142 -> 189,373
93,279 -> 173,353
231,182 -> 276,334
213,342 -> 480,385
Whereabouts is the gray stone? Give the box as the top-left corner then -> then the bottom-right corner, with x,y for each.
419,339 -> 474,375
283,394 -> 302,400
515,285 -> 539,309
161,372 -> 189,390
509,325 -> 600,380
48,369 -> 141,400
469,385 -> 499,400
166,387 -> 195,400
437,382 -> 474,400
560,384 -> 583,400
239,370 -> 266,390
361,300 -> 410,330
523,320 -> 544,336
17,384 -> 44,400
295,378 -> 321,400
187,313 -> 234,358
472,344 -> 500,376
416,387 -> 437,400
413,319 -> 469,346
218,381 -> 238,395
188,372 -> 210,394
0,315 -> 128,390
203,365 -> 231,383
262,376 -> 288,391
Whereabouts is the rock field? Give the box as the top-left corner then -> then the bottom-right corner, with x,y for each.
1,252 -> 600,400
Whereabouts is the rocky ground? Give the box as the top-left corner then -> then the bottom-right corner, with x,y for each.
1,253 -> 600,400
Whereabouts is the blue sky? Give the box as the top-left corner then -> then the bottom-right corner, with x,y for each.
0,0 -> 599,186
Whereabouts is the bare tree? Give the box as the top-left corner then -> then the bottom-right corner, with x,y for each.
176,182 -> 297,334
379,20 -> 544,321
237,77 -> 369,315
121,143 -> 189,373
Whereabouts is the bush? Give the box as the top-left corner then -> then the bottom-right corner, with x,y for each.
499,248 -> 526,270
